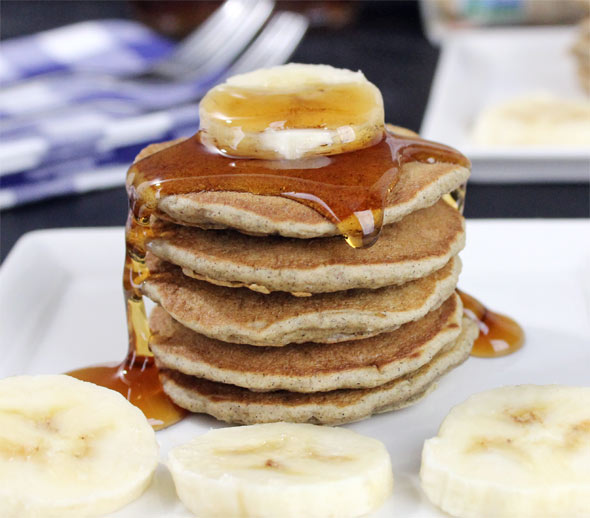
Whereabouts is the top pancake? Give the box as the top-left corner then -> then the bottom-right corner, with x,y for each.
134,126 -> 469,239
147,199 -> 465,294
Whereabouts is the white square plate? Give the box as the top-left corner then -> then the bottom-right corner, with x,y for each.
1,221 -> 589,517
421,27 -> 590,183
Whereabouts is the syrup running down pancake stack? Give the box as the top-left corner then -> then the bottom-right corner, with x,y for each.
129,64 -> 478,425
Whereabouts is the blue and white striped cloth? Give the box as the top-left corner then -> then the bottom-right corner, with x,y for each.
0,20 -> 208,209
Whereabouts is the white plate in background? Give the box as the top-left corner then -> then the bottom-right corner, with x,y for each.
421,27 -> 590,183
1,222 -> 589,517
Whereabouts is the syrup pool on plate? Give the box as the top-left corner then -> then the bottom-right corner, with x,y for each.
68,213 -> 186,430
458,289 -> 525,358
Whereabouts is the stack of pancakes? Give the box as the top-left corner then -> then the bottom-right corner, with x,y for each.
139,130 -> 478,425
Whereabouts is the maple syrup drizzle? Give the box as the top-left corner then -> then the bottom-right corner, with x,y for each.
458,290 -> 525,358
67,355 -> 185,431
128,130 -> 470,248
67,80 -> 476,427
69,128 -> 470,428
67,213 -> 186,431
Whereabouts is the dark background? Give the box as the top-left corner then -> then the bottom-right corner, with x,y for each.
1,1 -> 588,262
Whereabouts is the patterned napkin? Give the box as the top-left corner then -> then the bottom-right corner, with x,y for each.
0,20 -> 204,209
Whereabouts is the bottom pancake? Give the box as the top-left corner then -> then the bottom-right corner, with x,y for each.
159,317 -> 478,425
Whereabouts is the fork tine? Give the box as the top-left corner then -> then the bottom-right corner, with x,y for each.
184,0 -> 275,78
154,0 -> 247,76
227,12 -> 308,76
178,0 -> 274,74
254,13 -> 309,68
155,0 -> 274,78
172,1 -> 249,63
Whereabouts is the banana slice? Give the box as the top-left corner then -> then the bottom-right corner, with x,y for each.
199,63 -> 385,159
168,422 -> 393,518
420,385 -> 590,518
0,375 -> 159,518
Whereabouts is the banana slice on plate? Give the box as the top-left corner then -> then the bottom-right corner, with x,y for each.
0,375 -> 159,518
420,385 -> 590,518
168,422 -> 393,518
199,63 -> 385,159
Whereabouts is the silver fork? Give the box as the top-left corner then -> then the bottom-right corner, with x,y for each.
226,11 -> 309,77
0,5 -> 309,178
0,6 -> 308,117
150,0 -> 275,80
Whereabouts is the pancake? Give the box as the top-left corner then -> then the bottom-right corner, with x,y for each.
148,199 -> 465,295
143,254 -> 461,346
158,316 -> 479,425
134,126 -> 469,239
150,292 -> 463,392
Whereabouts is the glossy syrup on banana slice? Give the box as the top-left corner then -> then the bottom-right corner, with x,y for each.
199,74 -> 385,159
201,83 -> 379,133
200,81 -> 383,158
